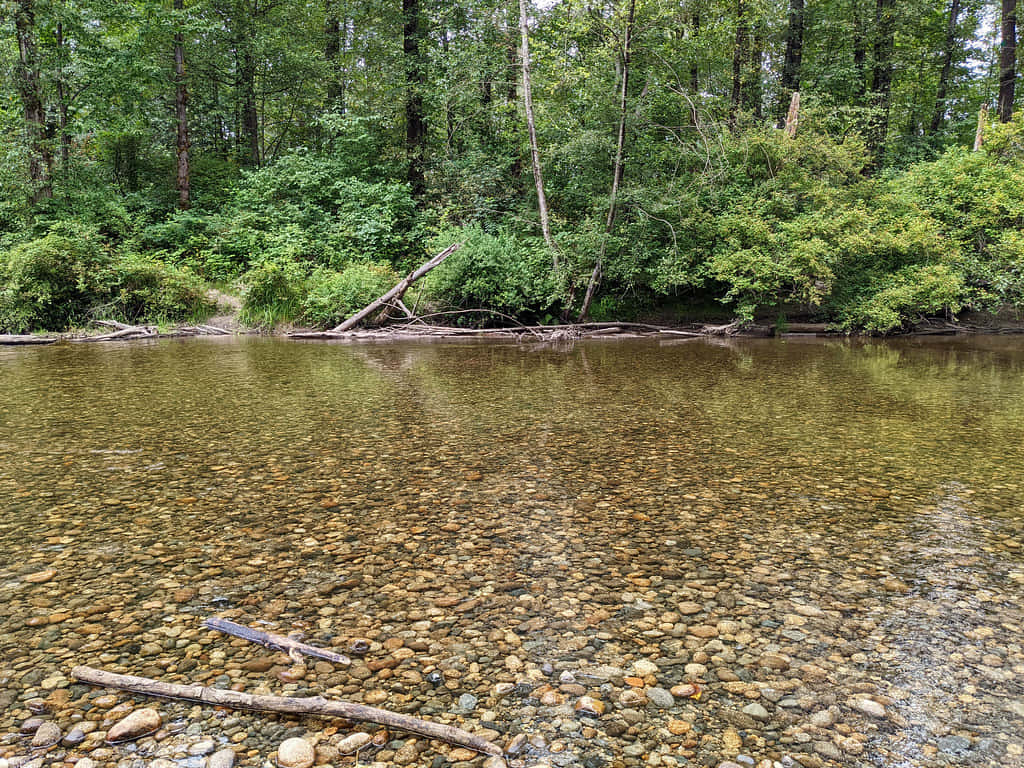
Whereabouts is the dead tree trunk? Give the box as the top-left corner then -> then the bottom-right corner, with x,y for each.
519,0 -> 558,266
174,0 -> 191,209
331,243 -> 462,332
71,666 -> 502,756
999,0 -> 1017,122
929,0 -> 962,133
578,0 -> 635,321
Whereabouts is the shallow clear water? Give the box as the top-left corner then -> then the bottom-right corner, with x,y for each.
1,336 -> 1023,768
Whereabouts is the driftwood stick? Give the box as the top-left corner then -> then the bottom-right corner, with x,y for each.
0,334 -> 57,345
70,666 -> 504,756
332,243 -> 463,332
204,617 -> 350,665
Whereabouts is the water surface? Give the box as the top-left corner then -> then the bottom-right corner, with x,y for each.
1,336 -> 1023,768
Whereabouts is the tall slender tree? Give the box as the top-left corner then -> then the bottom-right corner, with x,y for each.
519,0 -> 558,264
404,0 -> 427,197
999,0 -> 1017,121
579,0 -> 636,320
174,0 -> 191,209
777,0 -> 804,126
13,0 -> 52,201
929,0 -> 962,133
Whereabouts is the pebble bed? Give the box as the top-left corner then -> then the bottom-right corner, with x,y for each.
1,337 -> 1023,768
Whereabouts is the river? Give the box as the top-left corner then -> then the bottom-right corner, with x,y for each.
1,336 -> 1022,768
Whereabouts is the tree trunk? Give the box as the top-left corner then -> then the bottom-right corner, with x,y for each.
743,27 -> 764,118
519,0 -> 558,265
404,0 -> 427,198
729,0 -> 746,127
999,0 -> 1017,122
974,102 -> 988,150
241,48 -> 260,166
324,1 -> 344,112
777,0 -> 803,126
929,0 -> 962,133
852,4 -> 867,100
14,0 -> 52,201
72,666 -> 502,756
868,0 -> 895,160
174,0 -> 191,210
689,11 -> 700,93
55,22 -> 71,173
578,0 -> 635,321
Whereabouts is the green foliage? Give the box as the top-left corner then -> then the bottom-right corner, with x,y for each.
841,264 -> 968,333
106,256 -> 216,324
239,259 -> 308,328
0,224 -> 113,333
302,263 -> 401,328
426,225 -> 558,321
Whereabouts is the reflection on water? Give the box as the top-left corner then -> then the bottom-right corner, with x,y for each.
1,336 -> 1023,768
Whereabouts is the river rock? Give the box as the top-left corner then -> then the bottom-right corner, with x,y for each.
23,569 -> 56,583
337,732 -> 372,754
853,698 -> 886,718
277,738 -> 315,768
30,721 -> 61,747
646,687 -> 675,709
394,742 -> 419,765
742,703 -> 769,722
106,708 -> 161,742
209,748 -> 236,768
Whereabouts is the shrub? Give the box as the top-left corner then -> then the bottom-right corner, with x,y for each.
107,256 -> 216,323
425,225 -> 557,321
302,263 -> 401,328
840,264 -> 968,333
0,224 -> 113,332
239,259 -> 307,327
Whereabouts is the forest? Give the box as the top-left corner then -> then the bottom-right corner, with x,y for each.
0,0 -> 1022,334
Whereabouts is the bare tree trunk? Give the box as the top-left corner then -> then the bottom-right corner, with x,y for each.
999,0 -> 1017,122
974,102 -> 988,150
578,0 -> 635,322
777,0 -> 803,126
14,0 -> 52,202
519,0 -> 558,266
174,0 -> 191,210
324,0 -> 345,112
929,0 -> 962,133
868,0 -> 895,161
729,0 -> 746,127
784,91 -> 800,137
404,0 -> 427,198
55,22 -> 71,173
690,11 -> 700,94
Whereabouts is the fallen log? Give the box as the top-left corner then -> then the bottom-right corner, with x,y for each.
332,243 -> 463,332
204,617 -> 350,665
0,334 -> 57,345
70,666 -> 503,756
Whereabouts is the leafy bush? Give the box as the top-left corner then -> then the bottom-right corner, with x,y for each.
426,225 -> 557,321
107,256 -> 216,323
0,224 -> 113,332
840,264 -> 968,332
302,263 -> 400,328
239,259 -> 307,327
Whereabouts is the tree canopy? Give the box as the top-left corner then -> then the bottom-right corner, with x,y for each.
0,0 -> 1021,332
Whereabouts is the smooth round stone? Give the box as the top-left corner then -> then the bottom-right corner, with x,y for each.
75,761 -> 95,768
31,721 -> 62,747
337,732 -> 372,754
277,738 -> 315,768
20,717 -> 44,734
633,659 -> 658,676
106,708 -> 162,743
189,739 -> 216,756
854,698 -> 886,718
457,693 -> 478,711
209,748 -> 236,768
742,702 -> 770,722
646,688 -> 675,709
574,696 -> 605,717
394,742 -> 419,765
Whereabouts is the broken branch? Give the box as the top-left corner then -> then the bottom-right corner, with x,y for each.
71,666 -> 503,757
